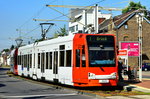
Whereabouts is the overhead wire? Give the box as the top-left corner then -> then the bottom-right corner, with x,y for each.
18,6 -> 46,30
17,0 -> 57,37
17,0 -> 112,39
46,0 -> 108,28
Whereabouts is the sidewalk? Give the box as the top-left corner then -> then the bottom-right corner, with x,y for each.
120,74 -> 150,93
104,78 -> 150,99
124,78 -> 150,93
78,78 -> 150,99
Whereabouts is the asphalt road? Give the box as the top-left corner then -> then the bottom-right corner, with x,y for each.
0,67 -> 93,99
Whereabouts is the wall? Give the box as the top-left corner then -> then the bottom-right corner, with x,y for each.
116,15 -> 150,69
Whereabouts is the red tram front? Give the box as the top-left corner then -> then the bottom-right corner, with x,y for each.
73,34 -> 118,87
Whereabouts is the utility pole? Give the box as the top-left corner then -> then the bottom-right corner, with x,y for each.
94,4 -> 99,34
136,12 -> 143,82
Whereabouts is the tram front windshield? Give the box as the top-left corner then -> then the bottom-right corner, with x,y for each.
87,35 -> 115,67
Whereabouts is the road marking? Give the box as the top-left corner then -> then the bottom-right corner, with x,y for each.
1,93 -> 77,98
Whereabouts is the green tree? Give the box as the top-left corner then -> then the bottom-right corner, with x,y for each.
122,1 -> 146,14
10,45 -> 15,50
2,49 -> 9,52
54,25 -> 68,38
35,38 -> 44,42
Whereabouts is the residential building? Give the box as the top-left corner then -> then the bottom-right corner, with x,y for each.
99,10 -> 150,68
69,8 -> 112,34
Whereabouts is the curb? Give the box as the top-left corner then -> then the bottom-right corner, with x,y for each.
124,84 -> 150,93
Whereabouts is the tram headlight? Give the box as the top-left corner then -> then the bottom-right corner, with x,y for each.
88,72 -> 95,79
110,72 -> 117,78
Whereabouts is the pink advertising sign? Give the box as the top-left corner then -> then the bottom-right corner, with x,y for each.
120,42 -> 140,56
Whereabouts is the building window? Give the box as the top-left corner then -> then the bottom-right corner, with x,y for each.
124,23 -> 128,29
69,26 -> 75,33
123,35 -> 129,41
76,25 -> 78,31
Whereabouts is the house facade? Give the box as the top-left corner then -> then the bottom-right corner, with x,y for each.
99,11 -> 150,68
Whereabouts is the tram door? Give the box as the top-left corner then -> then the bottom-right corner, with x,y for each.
41,53 -> 45,76
53,51 -> 58,82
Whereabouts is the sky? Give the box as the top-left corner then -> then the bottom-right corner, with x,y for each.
0,0 -> 149,51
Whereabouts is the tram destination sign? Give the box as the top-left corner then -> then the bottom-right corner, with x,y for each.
87,35 -> 114,42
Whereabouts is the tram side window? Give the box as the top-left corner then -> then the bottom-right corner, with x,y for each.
38,53 -> 40,69
59,45 -> 65,50
54,51 -> 58,67
24,55 -> 27,67
26,55 -> 28,67
17,56 -> 20,65
66,50 -> 72,67
22,55 -> 24,67
41,53 -> 45,69
24,55 -> 26,67
49,52 -> 52,69
21,55 -> 24,67
23,55 -> 25,67
28,54 -> 30,67
33,54 -> 35,68
82,46 -> 86,67
19,56 -> 21,65
46,52 -> 48,69
30,54 -> 32,68
22,55 -> 23,67
76,49 -> 80,67
59,51 -> 65,67
17,56 -> 19,65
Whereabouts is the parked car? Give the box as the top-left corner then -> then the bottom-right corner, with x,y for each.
142,63 -> 150,71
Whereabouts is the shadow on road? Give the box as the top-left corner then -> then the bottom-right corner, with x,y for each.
0,84 -> 6,88
0,67 -> 10,71
23,96 -> 47,99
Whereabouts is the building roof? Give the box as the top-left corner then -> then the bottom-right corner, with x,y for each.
113,10 -> 150,29
99,19 -> 111,32
98,10 -> 150,32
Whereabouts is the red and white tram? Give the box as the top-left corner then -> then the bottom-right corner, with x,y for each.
11,33 -> 118,87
